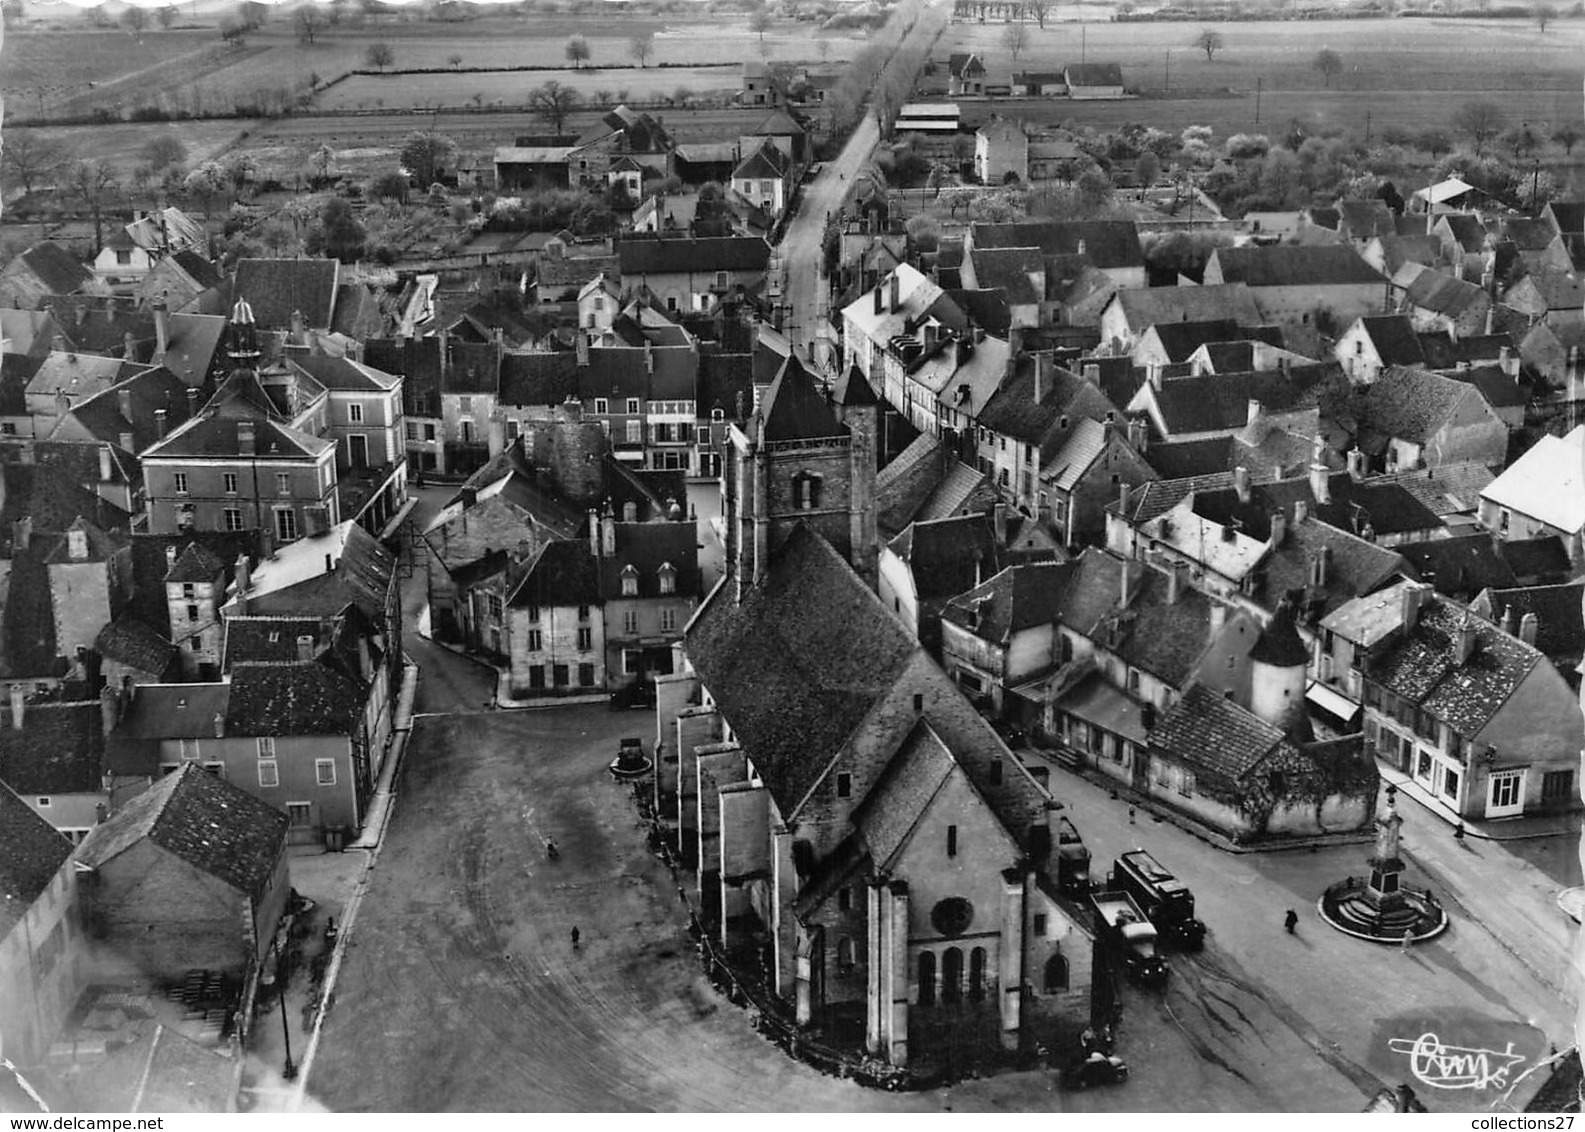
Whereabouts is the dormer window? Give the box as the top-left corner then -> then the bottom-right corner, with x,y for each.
711,407 -> 724,422
621,564 -> 639,597
658,563 -> 676,595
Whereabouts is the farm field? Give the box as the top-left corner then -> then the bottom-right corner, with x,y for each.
4,119 -> 253,174
316,64 -> 744,112
943,16 -> 1585,134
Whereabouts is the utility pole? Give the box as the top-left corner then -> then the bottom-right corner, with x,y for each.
1164,50 -> 1170,93
1365,109 -> 1372,144
1255,77 -> 1262,125
1081,24 -> 1086,67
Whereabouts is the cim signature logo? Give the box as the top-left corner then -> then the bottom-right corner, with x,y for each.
1388,1032 -> 1527,1091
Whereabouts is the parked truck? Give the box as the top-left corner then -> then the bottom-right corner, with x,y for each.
1056,816 -> 1093,895
1091,891 -> 1170,987
1112,849 -> 1207,952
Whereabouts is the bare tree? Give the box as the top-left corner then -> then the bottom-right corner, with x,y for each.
529,80 -> 580,135
157,4 -> 177,29
749,6 -> 771,45
295,4 -> 327,44
365,41 -> 394,70
565,35 -> 590,69
1,133 -> 67,197
628,32 -> 654,68
1552,123 -> 1582,156
1536,2 -> 1556,31
448,52 -> 463,69
1313,48 -> 1342,88
1452,99 -> 1507,156
67,159 -> 120,254
142,134 -> 188,172
1194,28 -> 1224,62
1024,0 -> 1051,27
1002,19 -> 1029,60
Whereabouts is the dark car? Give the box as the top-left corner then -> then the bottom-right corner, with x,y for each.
1060,1053 -> 1129,1090
609,680 -> 656,710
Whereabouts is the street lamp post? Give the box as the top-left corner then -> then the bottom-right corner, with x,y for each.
263,938 -> 297,1081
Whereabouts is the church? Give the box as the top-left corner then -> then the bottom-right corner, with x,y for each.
656,354 -> 1092,1066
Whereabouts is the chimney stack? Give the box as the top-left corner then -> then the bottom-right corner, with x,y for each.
1119,559 -> 1134,607
296,634 -> 316,663
119,430 -> 134,453
99,443 -> 114,483
1234,465 -> 1251,504
576,332 -> 590,367
238,419 -> 256,456
12,517 -> 30,553
1454,614 -> 1478,665
185,387 -> 198,418
1346,447 -> 1366,482
1400,581 -> 1427,632
889,271 -> 901,313
601,502 -> 616,557
873,284 -> 884,317
589,508 -> 600,556
1499,604 -> 1515,636
1294,498 -> 1309,524
118,386 -> 133,425
992,502 -> 1008,545
154,406 -> 168,438
213,712 -> 225,739
1247,398 -> 1262,427
9,684 -> 23,731
1032,353 -> 1043,405
165,544 -> 177,570
123,331 -> 137,359
1268,507 -> 1288,547
100,685 -> 119,736
1126,416 -> 1148,453
152,299 -> 170,362
1082,363 -> 1099,385
1519,611 -> 1538,645
1165,558 -> 1184,604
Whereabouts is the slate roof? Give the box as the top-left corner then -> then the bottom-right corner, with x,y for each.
697,350 -> 757,419
1416,332 -> 1511,371
1370,462 -> 1494,517
75,761 -> 288,896
242,521 -> 395,625
1366,594 -> 1545,737
63,365 -> 194,454
0,698 -> 106,797
1359,365 -> 1482,446
1502,536 -> 1573,584
976,360 -> 1117,450
972,220 -> 1144,270
0,352 -> 44,416
617,234 -> 772,276
1192,471 -> 1440,541
506,539 -> 601,608
1249,600 -> 1310,666
111,683 -> 232,742
1145,436 -> 1235,479
1041,416 -> 1112,492
1357,315 -> 1426,366
0,783 -> 71,937
1142,319 -> 1244,363
225,660 -> 366,736
287,355 -> 398,392
233,258 -> 339,330
1210,244 -> 1383,287
597,521 -> 700,601
684,525 -> 919,813
1147,682 -> 1285,783
497,350 -> 580,407
969,247 -> 1044,306
890,513 -> 1001,601
1403,269 -> 1488,318
167,249 -> 225,290
757,354 -> 845,442
1438,214 -> 1487,253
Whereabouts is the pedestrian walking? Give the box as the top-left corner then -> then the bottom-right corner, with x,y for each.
1283,909 -> 1298,934
571,926 -> 581,949
1401,926 -> 1414,953
1128,807 -> 1136,825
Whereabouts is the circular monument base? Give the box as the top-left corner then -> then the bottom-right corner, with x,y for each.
1317,879 -> 1449,944
609,755 -> 654,781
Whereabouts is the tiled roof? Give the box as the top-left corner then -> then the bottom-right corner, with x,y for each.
972,220 -> 1144,270
1473,582 -> 1585,672
1145,436 -> 1233,479
62,365 -> 195,453
165,541 -> 225,584
506,538 -> 601,607
1210,244 -> 1383,288
1360,366 -> 1482,446
112,683 -> 231,740
617,234 -> 772,276
597,521 -> 700,601
95,615 -> 177,677
684,525 -> 918,813
852,720 -> 957,871
0,783 -> 71,936
287,355 -> 398,392
1403,269 -> 1488,318
1149,364 -> 1328,436
225,659 -> 366,736
1249,600 -> 1309,666
167,249 -> 225,290
1065,62 -> 1124,86
1260,517 -> 1407,622
833,365 -> 880,408
1141,319 -> 1244,363
969,247 -> 1044,305
75,761 -> 288,896
1397,533 -> 1516,596
1110,283 -> 1263,331
1480,425 -> 1585,533
243,521 -> 394,626
891,513 -> 1001,602
1148,682 -> 1284,783
11,242 -> 95,295
1501,536 -> 1573,584
1437,213 -> 1487,252
1,352 -> 44,415
976,359 -> 1117,449
1369,462 -> 1493,517
1192,471 -> 1440,541
144,414 -> 331,460
1367,594 -> 1545,737
0,699 -> 105,795
233,258 -> 339,330
942,561 -> 1076,643
1111,571 -> 1225,686
1358,315 -> 1426,366
1447,364 -> 1527,411
1041,416 -> 1109,491
920,461 -> 995,522
497,350 -> 578,407
876,434 -> 948,536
